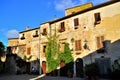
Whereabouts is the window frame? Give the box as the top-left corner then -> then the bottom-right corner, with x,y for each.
94,12 -> 101,25
74,18 -> 79,29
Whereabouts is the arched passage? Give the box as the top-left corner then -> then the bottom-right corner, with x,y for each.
76,58 -> 84,77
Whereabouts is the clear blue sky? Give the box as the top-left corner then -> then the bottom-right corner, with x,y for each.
0,0 -> 109,47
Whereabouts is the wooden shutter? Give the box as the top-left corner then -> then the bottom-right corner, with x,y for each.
75,40 -> 81,51
96,36 -> 104,48
61,22 -> 65,31
60,43 -> 64,52
74,18 -> 79,27
97,37 -> 101,48
94,13 -> 101,24
27,47 -> 31,55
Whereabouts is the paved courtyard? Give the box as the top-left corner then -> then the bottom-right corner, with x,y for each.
0,73 -> 109,80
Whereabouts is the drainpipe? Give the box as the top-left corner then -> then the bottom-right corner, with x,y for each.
39,26 -> 41,74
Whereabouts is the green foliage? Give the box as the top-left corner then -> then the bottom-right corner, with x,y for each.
59,43 -> 73,64
23,55 -> 32,61
23,55 -> 27,61
46,30 -> 73,73
0,41 -> 5,57
46,31 -> 60,73
28,55 -> 32,60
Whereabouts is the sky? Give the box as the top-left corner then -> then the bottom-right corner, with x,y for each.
0,0 -> 109,47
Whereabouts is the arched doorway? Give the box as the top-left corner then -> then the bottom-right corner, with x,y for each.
60,61 -> 67,76
42,61 -> 46,74
76,58 -> 84,77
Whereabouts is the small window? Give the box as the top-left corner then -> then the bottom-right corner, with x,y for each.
75,40 -> 82,51
33,30 -> 38,37
94,13 -> 101,25
96,36 -> 104,48
21,34 -> 25,40
74,18 -> 79,29
42,28 -> 47,35
35,30 -> 38,35
60,43 -> 65,52
43,46 -> 46,53
27,47 -> 31,55
59,22 -> 65,32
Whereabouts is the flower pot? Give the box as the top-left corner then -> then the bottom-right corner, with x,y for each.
68,73 -> 73,78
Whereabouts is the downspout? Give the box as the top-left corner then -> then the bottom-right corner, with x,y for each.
39,26 -> 41,74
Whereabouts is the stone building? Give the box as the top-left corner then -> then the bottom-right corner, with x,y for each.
8,0 -> 120,77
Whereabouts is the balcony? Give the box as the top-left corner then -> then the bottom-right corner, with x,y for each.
20,37 -> 25,40
42,32 -> 47,36
59,29 -> 65,32
33,34 -> 39,37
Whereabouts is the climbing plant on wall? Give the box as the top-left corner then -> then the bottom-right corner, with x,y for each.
46,30 -> 60,73
59,43 -> 73,64
45,29 -> 73,73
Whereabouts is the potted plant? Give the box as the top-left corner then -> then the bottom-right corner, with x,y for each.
67,69 -> 73,78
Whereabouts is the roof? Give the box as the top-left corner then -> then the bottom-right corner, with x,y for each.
49,0 -> 120,24
19,27 -> 39,33
65,2 -> 93,10
8,38 -> 19,40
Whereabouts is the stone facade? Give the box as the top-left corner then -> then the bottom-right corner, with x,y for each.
8,0 -> 120,76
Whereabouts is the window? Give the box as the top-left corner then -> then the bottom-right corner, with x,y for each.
75,40 -> 82,51
59,22 -> 65,32
96,36 -> 104,48
74,18 -> 79,29
43,46 -> 46,53
21,34 -> 25,40
33,30 -> 38,37
94,13 -> 101,24
60,43 -> 65,52
42,28 -> 47,35
27,47 -> 31,55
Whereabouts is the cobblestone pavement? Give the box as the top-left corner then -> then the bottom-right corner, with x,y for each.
0,74 -> 37,80
0,74 -> 109,80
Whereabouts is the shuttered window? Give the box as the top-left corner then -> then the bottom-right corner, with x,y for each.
96,36 -> 104,48
59,22 -> 65,32
75,40 -> 82,51
94,13 -> 101,24
60,43 -> 65,52
74,18 -> 79,29
27,47 -> 31,55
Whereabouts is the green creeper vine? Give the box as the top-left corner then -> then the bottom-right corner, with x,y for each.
59,43 -> 73,64
45,30 -> 73,73
46,31 -> 60,73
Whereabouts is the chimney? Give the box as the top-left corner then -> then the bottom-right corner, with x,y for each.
26,26 -> 30,30
54,15 -> 57,20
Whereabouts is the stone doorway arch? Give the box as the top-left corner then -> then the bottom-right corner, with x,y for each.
76,58 -> 84,77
